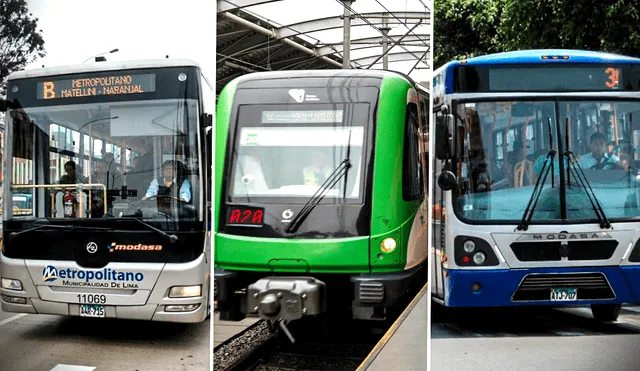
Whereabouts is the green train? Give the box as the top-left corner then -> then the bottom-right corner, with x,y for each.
213,70 -> 429,331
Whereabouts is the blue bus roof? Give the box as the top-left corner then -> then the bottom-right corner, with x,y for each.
432,49 -> 640,98
459,49 -> 640,65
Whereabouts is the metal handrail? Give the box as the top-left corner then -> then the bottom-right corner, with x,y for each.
6,183 -> 108,218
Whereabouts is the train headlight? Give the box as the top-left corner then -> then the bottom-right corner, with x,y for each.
169,285 -> 202,298
380,238 -> 397,253
463,240 -> 475,253
1,278 -> 22,291
473,252 -> 486,265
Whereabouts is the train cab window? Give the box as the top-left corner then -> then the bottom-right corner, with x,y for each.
403,103 -> 423,201
228,104 -> 370,204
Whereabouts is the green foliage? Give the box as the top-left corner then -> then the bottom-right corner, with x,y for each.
434,0 -> 505,69
0,0 -> 46,97
435,0 -> 640,68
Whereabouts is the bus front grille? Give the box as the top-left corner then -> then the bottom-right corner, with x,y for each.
511,272 -> 615,301
510,241 -> 618,262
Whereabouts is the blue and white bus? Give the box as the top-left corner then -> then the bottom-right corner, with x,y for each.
431,49 -> 640,321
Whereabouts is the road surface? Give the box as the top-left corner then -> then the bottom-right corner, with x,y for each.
0,307 -> 209,371
432,305 -> 640,371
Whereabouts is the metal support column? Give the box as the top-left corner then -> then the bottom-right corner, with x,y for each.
342,0 -> 353,69
381,14 -> 390,70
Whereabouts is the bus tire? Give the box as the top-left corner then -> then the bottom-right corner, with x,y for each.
590,304 -> 621,322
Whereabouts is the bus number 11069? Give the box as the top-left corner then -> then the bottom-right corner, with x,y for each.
77,294 -> 107,304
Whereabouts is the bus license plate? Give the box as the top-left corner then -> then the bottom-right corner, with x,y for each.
79,305 -> 105,318
550,288 -> 577,301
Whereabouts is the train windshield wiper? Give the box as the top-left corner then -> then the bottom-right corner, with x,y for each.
517,117 -> 556,231
10,224 -> 112,239
563,117 -> 611,229
286,132 -> 353,235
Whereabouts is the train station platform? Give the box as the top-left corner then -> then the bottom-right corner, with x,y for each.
357,284 -> 428,371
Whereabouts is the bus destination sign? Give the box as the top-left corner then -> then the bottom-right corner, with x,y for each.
456,65 -> 626,93
37,73 -> 156,100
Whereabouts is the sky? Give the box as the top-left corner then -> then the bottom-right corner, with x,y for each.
24,0 -> 431,85
24,0 -> 218,79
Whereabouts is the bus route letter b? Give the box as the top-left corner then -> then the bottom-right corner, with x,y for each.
43,81 -> 55,99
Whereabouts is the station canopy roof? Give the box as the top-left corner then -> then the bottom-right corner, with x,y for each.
217,0 -> 432,94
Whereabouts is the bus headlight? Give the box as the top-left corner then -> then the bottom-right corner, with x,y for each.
1,278 -> 22,291
463,240 -> 475,253
380,238 -> 397,253
169,285 -> 202,298
473,252 -> 486,265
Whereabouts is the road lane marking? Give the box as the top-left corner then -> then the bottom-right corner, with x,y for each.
0,313 -> 27,327
50,365 -> 96,371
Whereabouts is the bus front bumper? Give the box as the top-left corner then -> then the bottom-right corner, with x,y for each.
0,254 -> 209,323
0,297 -> 208,323
442,266 -> 640,307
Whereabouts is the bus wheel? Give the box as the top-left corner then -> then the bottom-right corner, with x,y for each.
590,304 -> 621,322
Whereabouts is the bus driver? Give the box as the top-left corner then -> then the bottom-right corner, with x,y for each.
143,160 -> 191,202
577,132 -> 623,170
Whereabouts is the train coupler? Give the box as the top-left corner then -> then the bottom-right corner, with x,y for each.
246,276 -> 326,323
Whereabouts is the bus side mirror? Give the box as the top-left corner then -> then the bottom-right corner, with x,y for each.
204,114 -> 213,136
0,99 -> 8,113
437,170 -> 457,191
435,113 -> 455,160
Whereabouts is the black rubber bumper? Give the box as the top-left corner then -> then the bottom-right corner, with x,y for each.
213,268 -> 236,302
349,260 -> 427,307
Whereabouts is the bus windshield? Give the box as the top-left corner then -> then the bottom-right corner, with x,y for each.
454,99 -> 640,223
228,103 -> 368,204
5,69 -> 202,226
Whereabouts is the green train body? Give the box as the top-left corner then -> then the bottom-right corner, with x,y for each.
214,70 -> 429,322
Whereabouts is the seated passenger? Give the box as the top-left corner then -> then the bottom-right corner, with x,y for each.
577,132 -> 622,170
303,151 -> 332,186
143,160 -> 191,202
59,160 -> 86,184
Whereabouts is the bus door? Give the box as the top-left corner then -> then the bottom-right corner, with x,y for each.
431,106 -> 447,300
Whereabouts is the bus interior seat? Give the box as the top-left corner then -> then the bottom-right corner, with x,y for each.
514,160 -> 533,187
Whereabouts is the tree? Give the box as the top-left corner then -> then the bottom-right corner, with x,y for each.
433,0 -> 505,69
0,0 -> 46,97
434,0 -> 640,68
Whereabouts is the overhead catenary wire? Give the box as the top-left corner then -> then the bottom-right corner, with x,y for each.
335,0 -> 429,69
373,0 -> 430,48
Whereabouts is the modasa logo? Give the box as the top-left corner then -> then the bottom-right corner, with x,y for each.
107,242 -> 163,253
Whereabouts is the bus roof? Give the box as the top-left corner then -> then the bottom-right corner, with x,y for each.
432,49 -> 640,99
230,69 -> 428,93
7,59 -> 201,81
459,49 -> 640,65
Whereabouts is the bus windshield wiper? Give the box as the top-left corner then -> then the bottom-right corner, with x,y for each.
563,117 -> 611,229
10,224 -> 112,239
286,131 -> 353,235
124,217 -> 179,243
517,117 -> 556,231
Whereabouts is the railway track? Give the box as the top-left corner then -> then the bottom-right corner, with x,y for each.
214,315 -> 389,371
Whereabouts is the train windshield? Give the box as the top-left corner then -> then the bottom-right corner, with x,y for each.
228,103 -> 369,204
454,99 -> 640,223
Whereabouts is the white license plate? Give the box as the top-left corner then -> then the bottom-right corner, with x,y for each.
550,288 -> 578,301
79,305 -> 105,318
